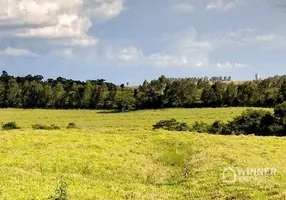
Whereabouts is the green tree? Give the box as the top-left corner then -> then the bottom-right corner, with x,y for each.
41,84 -> 55,108
81,82 -> 93,108
90,85 -> 99,109
21,81 -> 44,108
96,83 -> 109,109
114,89 -> 135,112
67,83 -> 80,108
225,83 -> 237,106
54,83 -> 66,108
6,79 -> 21,107
0,82 -> 5,107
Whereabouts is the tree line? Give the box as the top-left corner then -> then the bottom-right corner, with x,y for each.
0,71 -> 285,111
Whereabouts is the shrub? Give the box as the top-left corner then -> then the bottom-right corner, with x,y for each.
227,109 -> 271,135
190,107 -> 285,136
32,124 -> 61,130
152,105 -> 286,137
50,124 -> 61,130
274,102 -> 286,125
190,121 -> 210,133
274,102 -> 286,119
209,120 -> 228,134
67,123 -> 77,129
2,122 -> 20,130
153,119 -> 190,131
266,124 -> 285,137
221,124 -> 233,135
32,124 -> 50,130
176,122 -> 190,131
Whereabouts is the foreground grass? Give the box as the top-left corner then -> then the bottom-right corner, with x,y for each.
0,108 -> 285,199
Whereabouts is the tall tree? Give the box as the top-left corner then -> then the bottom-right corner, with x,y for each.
6,79 -> 21,107
225,83 -> 237,106
114,88 -> 135,112
96,83 -> 109,109
54,83 -> 66,108
0,82 -> 5,107
41,84 -> 55,108
81,82 -> 93,108
67,83 -> 80,108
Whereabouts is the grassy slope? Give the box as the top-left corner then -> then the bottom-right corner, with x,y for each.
0,108 -> 285,200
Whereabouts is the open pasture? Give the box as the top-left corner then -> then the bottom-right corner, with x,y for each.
0,108 -> 285,200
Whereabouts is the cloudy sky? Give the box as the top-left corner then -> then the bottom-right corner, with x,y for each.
0,0 -> 285,85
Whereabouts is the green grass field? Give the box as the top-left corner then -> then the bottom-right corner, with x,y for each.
0,108 -> 285,200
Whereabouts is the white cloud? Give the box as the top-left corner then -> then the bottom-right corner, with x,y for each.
0,0 -> 125,47
216,62 -> 247,68
205,27 -> 286,50
255,34 -> 283,42
104,28 -> 252,69
105,45 -> 144,63
48,48 -> 75,59
148,53 -> 188,67
86,0 -> 125,21
0,0 -> 82,25
149,28 -> 214,67
70,38 -> 99,47
17,14 -> 92,38
98,28 -> 213,68
206,0 -> 242,11
0,47 -> 40,57
170,3 -> 195,14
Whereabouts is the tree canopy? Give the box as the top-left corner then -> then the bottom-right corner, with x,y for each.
0,71 -> 286,111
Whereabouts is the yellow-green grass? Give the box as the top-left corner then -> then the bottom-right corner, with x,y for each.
0,108 -> 285,200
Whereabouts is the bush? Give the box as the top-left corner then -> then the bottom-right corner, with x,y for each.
176,122 -> 190,131
266,124 -> 285,136
227,109 -> 271,135
274,102 -> 286,125
274,102 -> 286,119
152,104 -> 286,137
190,121 -> 210,133
153,119 -> 190,131
32,124 -> 49,130
32,124 -> 61,130
209,120 -> 228,134
67,123 -> 77,129
2,122 -> 20,130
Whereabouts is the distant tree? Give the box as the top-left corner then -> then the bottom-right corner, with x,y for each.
96,83 -> 109,109
81,82 -> 93,108
41,84 -> 55,108
0,71 -> 285,110
6,79 -> 21,107
54,83 -> 66,108
21,81 -> 44,108
0,82 -> 5,107
114,89 -> 135,112
163,81 -> 182,107
209,82 -> 226,107
67,83 -> 80,108
225,83 -> 237,106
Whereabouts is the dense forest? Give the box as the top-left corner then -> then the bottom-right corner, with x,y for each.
0,71 -> 285,111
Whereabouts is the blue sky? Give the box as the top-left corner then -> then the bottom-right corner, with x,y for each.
0,0 -> 285,85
